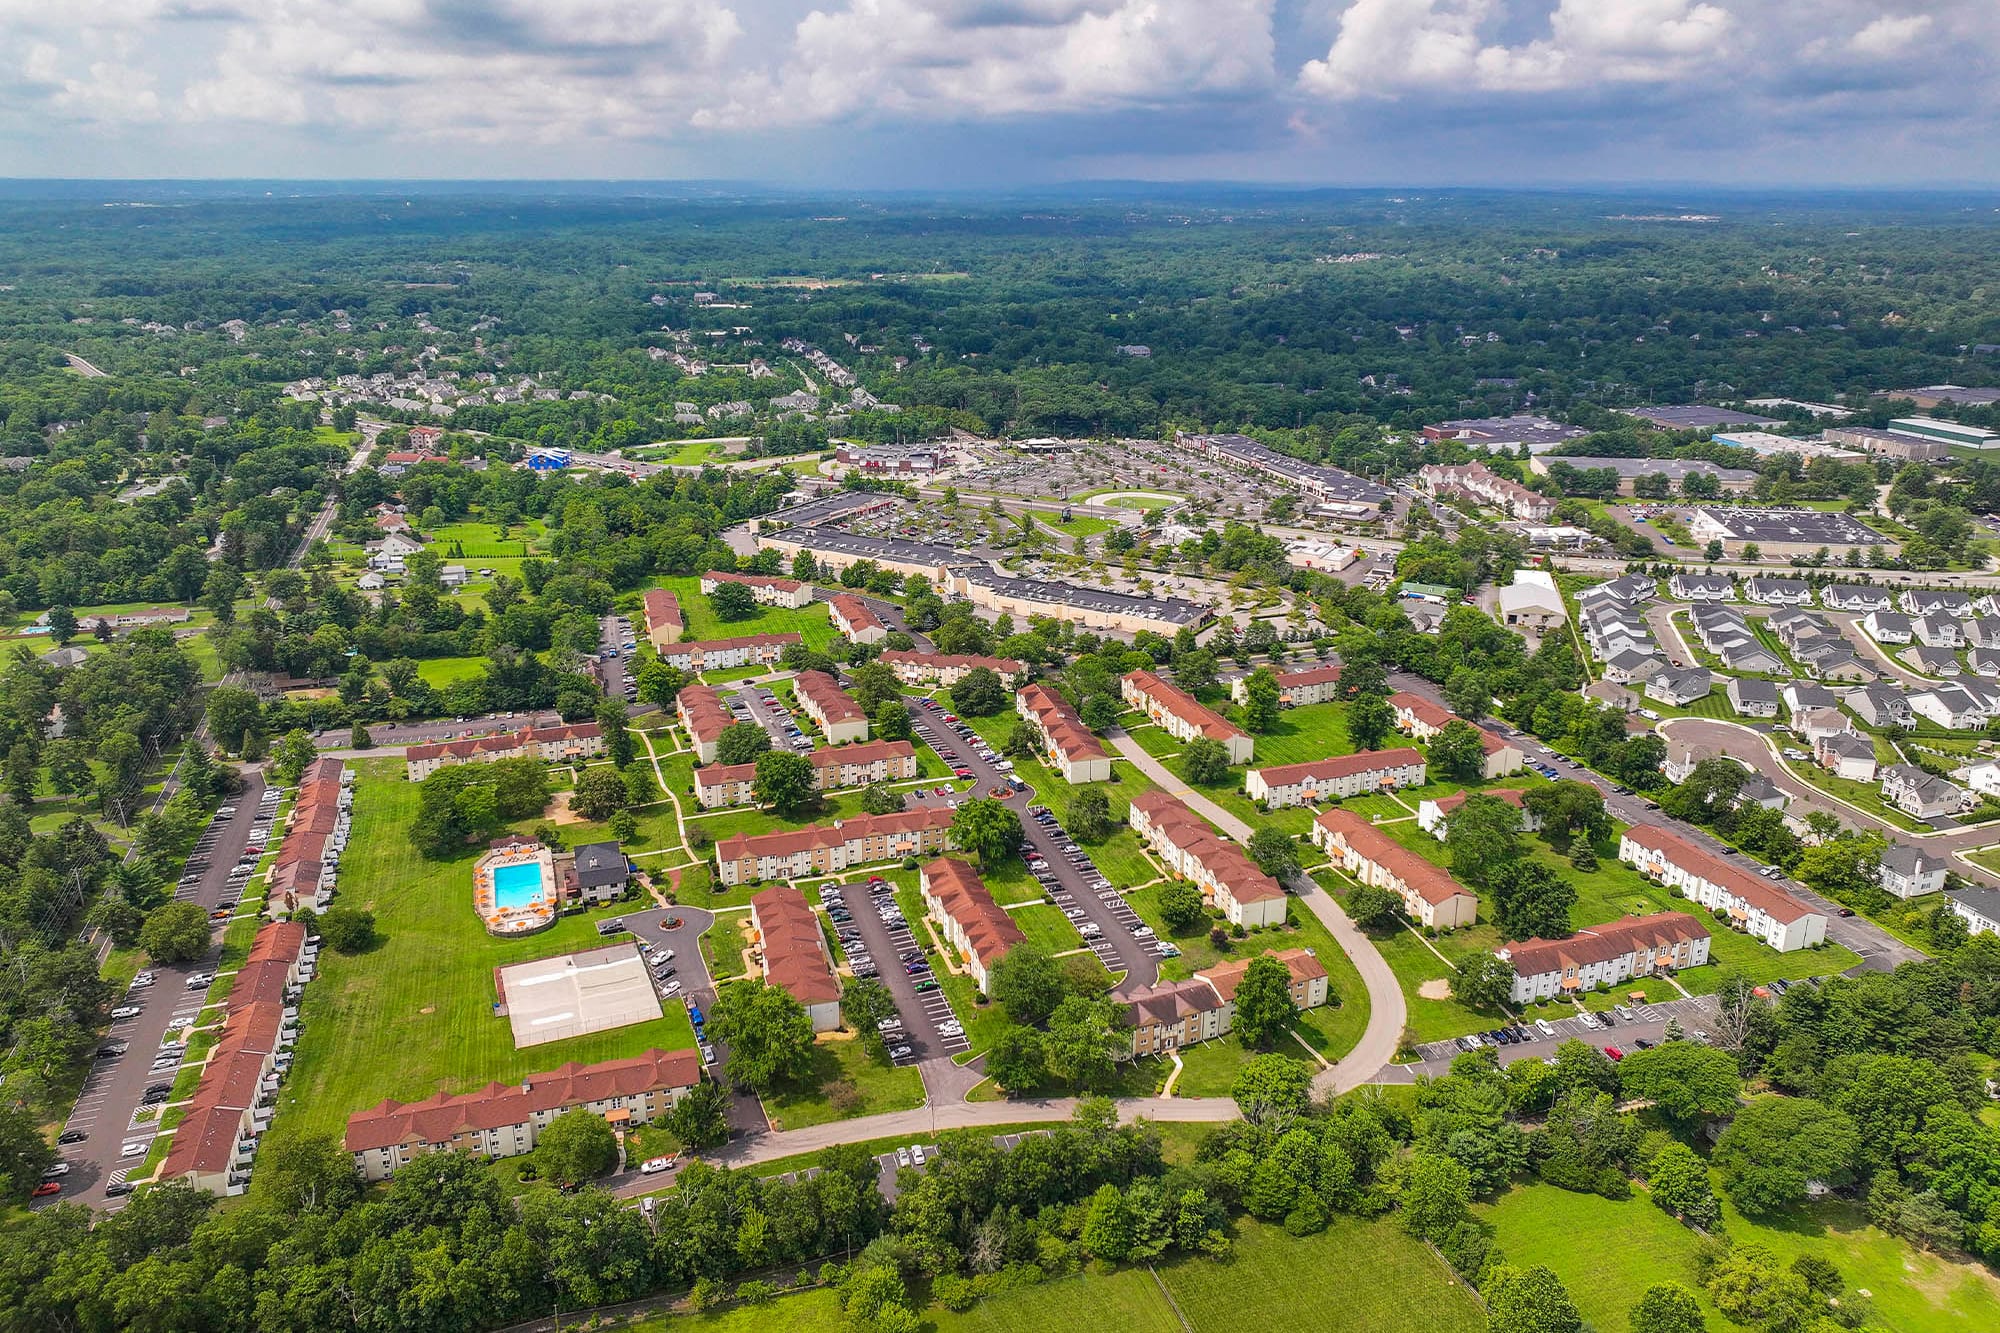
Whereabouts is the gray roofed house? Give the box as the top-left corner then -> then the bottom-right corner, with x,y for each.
1964,617 -> 2000,649
1598,574 -> 1658,604
40,646 -> 89,669
1529,455 -> 1756,488
1863,610 -> 1913,643
1903,644 -> 1962,676
1956,677 -> 2000,712
1645,666 -> 1713,706
1603,650 -> 1667,684
570,841 -> 629,905
1847,684 -> 1912,728
1967,646 -> 2000,678
1743,577 -> 1813,606
1878,844 -> 1947,900
1909,684 -> 1988,730
1900,589 -> 1973,618
1801,646 -> 1875,682
1947,886 -> 2000,936
1668,572 -> 1735,601
1719,639 -> 1784,674
1768,609 -> 1833,644
1819,584 -> 1891,612
1727,677 -> 1781,717
1914,614 -> 1965,648
1880,764 -> 1973,819
1735,774 -> 1787,810
1815,730 -> 1878,781
1783,682 -> 1838,714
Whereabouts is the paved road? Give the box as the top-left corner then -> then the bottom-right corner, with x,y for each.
605,1093 -> 1241,1199
46,773 -> 272,1211
614,903 -> 762,1138
1103,731 -> 1406,1098
1659,715 -> 2000,905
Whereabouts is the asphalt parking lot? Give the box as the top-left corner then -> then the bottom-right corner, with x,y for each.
1407,992 -> 1721,1073
44,772 -> 271,1212
728,684 -> 812,754
822,877 -> 968,1067
908,699 -> 1162,989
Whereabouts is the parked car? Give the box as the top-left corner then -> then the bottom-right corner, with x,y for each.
111,1005 -> 142,1020
32,1181 -> 61,1198
640,1156 -> 677,1174
57,1129 -> 86,1145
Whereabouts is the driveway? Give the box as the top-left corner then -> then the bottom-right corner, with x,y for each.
616,903 -> 762,1137
45,771 -> 271,1212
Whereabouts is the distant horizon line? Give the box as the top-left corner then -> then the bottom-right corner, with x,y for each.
0,177 -> 1998,200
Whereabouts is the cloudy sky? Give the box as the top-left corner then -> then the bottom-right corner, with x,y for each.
2,0 -> 1995,186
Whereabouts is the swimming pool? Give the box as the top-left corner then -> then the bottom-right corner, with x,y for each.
492,860 -> 547,910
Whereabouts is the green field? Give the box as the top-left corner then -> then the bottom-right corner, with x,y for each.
1040,513 -> 1116,539
1078,490 -> 1184,511
265,761 -> 698,1149
629,1212 -> 1479,1333
758,1034 -> 925,1131
414,655 -> 488,687
646,573 -> 841,651
1481,1183 -> 2000,1333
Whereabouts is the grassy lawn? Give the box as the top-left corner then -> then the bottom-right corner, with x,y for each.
647,573 -> 841,650
759,1035 -> 925,1131
1078,490 -> 1184,511
1008,901 -> 1087,954
1781,756 -> 1929,831
414,655 -> 487,688
1242,699 -> 1353,767
1160,1215 -> 1484,1333
265,761 -> 698,1151
1481,1182 -> 2000,1333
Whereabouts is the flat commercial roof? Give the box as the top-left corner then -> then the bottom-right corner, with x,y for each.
1539,455 -> 1756,481
1429,415 -> 1588,448
1619,406 -> 1780,430
1185,433 -> 1393,504
769,527 -> 976,569
766,491 -> 901,526
496,943 -> 663,1049
1691,506 -> 1886,545
958,565 -> 1211,625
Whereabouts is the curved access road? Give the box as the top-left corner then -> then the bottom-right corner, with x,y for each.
1105,732 -> 1406,1097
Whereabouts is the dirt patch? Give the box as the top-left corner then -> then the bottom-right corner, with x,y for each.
1418,978 -> 1454,1000
542,792 -> 590,825
418,1005 -> 434,1014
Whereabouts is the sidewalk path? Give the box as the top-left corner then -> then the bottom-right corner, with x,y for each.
1107,732 -> 1406,1098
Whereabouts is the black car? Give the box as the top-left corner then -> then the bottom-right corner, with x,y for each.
142,1089 -> 170,1105
105,1182 -> 135,1198
145,1082 -> 171,1096
57,1130 -> 86,1145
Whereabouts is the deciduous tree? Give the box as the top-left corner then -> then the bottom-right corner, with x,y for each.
1232,954 -> 1299,1048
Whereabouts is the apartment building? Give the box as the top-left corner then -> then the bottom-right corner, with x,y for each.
1127,791 -> 1287,927
701,569 -> 814,608
677,683 -> 733,763
1121,670 -> 1254,764
1415,787 -> 1537,840
751,886 -> 842,1030
795,670 -> 870,744
1387,692 -> 1524,778
828,594 -> 887,645
715,807 -> 956,885
1122,948 -> 1330,1057
641,588 -> 683,648
693,738 -> 919,808
879,650 -> 1025,689
1015,683 -> 1113,783
159,921 -> 311,1193
266,758 -> 350,917
404,723 -> 604,781
345,1048 -> 703,1182
1244,748 -> 1426,808
919,857 -> 1026,993
656,633 -> 801,674
1415,462 -> 1556,522
1617,823 -> 1827,951
1230,662 -> 1344,708
1496,912 -> 1711,1004
1312,808 -> 1479,929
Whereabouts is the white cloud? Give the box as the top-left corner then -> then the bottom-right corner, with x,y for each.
1300,0 -> 1732,99
705,0 -> 1277,126
1848,13 -> 1932,58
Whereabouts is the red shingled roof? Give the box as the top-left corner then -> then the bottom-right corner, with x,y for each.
643,588 -> 683,633
716,805 -> 954,865
1017,683 -> 1106,764
1124,669 -> 1248,744
1314,808 -> 1476,909
1253,748 -> 1425,788
752,886 -> 843,1006
1622,824 -> 1819,924
1129,791 -> 1284,904
705,569 -> 803,592
881,649 -> 1024,677
677,684 -> 732,745
829,594 -> 884,634
922,857 -> 1026,971
795,669 -> 866,725
405,723 -> 601,765
1501,912 -> 1708,979
1276,663 -> 1344,689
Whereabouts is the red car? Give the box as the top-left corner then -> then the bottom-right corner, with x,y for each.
1604,1046 -> 1625,1061
32,1181 -> 61,1198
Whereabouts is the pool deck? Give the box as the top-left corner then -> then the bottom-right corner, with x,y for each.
473,842 -> 558,937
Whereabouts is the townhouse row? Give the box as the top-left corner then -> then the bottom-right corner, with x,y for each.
693,737 -> 919,809
404,721 -> 605,781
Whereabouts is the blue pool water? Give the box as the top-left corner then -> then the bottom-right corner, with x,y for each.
492,861 -> 545,909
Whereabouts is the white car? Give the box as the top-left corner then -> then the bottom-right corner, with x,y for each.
120,1142 -> 147,1158
111,1005 -> 142,1020
910,1144 -> 927,1166
640,1156 -> 677,1174
895,1147 -> 912,1167
662,980 -> 682,996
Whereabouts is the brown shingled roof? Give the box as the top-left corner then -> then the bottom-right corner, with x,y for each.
1501,912 -> 1708,979
1314,808 -> 1477,909
922,857 -> 1026,970
1622,824 -> 1819,924
1124,669 -> 1248,744
1252,748 -> 1425,788
1017,683 -> 1107,764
